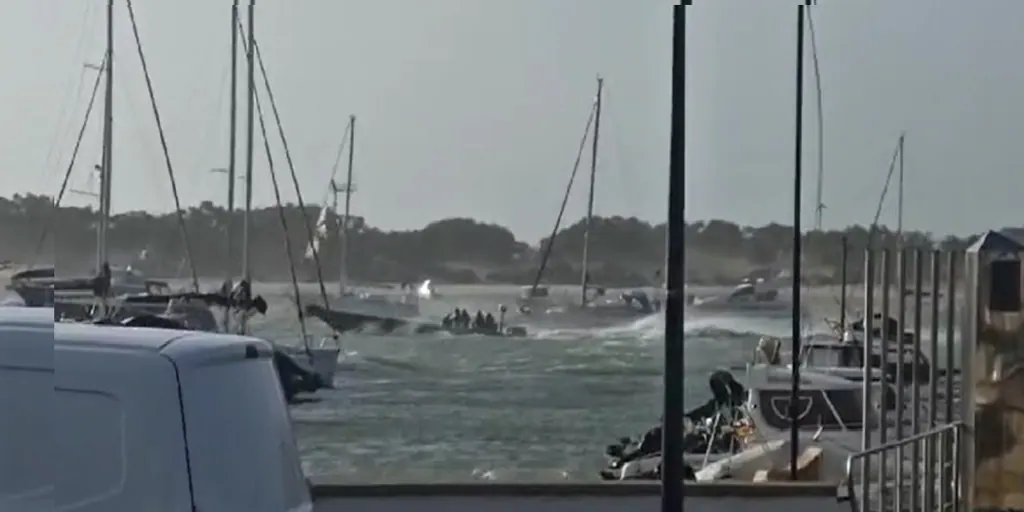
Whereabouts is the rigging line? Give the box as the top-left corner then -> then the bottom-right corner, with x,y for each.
244,19 -> 333,321
190,61 -> 233,173
594,85 -> 638,211
869,133 -> 905,241
528,100 -> 598,296
252,68 -> 311,352
324,121 -> 353,206
808,8 -> 825,231
44,1 -> 98,180
125,0 -> 199,292
32,53 -> 108,264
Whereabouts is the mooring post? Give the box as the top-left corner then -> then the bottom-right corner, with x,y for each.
962,231 -> 1024,511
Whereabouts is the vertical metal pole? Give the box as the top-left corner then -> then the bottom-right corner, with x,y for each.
339,115 -> 355,295
860,248 -> 875,512
942,251 -> 957,507
910,248 -> 924,511
925,250 -> 941,512
580,77 -> 602,307
662,4 -> 687,511
894,249 -> 907,509
99,0 -> 115,277
789,2 -> 807,481
839,235 -> 848,331
240,0 -> 256,333
224,0 -> 239,332
897,135 -> 904,246
878,248 -> 892,503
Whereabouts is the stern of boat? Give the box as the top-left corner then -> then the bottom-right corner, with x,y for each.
306,342 -> 341,388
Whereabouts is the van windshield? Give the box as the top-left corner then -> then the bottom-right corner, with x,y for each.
177,355 -> 311,512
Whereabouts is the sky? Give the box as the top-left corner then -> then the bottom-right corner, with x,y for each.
2,0 -> 1022,241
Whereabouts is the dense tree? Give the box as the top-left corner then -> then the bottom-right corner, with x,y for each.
2,193 -> 1019,286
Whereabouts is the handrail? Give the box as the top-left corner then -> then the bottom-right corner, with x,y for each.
843,420 -> 963,510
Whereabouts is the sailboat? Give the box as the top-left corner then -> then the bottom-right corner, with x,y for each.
303,116 -> 424,321
9,7 -> 221,330
517,77 -> 662,324
229,0 -> 342,388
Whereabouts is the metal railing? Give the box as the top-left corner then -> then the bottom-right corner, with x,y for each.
843,416 -> 964,511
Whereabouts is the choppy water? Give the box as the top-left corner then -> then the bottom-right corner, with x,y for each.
229,283 -> 962,483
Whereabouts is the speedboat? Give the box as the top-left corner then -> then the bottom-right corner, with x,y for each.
516,285 -> 661,325
330,284 -> 422,319
686,279 -> 791,315
600,363 -> 891,481
600,370 -> 749,480
305,303 -> 528,338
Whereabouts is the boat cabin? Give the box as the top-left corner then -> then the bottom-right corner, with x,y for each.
725,283 -> 779,303
799,339 -> 932,385
744,366 -> 874,433
519,285 -> 550,300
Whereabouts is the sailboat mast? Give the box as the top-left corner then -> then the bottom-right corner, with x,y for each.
222,0 -> 239,331
338,115 -> 355,295
897,134 -> 904,247
98,0 -> 115,277
580,76 -> 602,306
240,0 -> 256,333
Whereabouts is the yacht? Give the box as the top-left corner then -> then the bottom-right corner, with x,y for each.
516,285 -> 662,323
600,362 -> 889,481
813,313 -> 936,385
686,277 -> 792,316
692,364 -> 878,482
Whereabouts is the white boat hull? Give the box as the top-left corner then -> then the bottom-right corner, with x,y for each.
304,347 -> 341,387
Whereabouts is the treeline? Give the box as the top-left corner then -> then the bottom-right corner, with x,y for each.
3,193 -> 1020,285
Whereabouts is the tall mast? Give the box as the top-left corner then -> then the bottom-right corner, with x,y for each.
338,115 -> 356,295
240,0 -> 256,333
222,0 -> 239,331
580,76 -> 603,306
897,134 -> 904,247
97,0 -> 114,280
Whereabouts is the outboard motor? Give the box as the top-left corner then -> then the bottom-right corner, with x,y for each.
273,349 -> 325,402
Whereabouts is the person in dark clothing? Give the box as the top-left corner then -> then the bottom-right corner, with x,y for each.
684,370 -> 746,421
442,313 -> 453,329
92,262 -> 112,298
459,309 -> 470,328
484,312 -> 496,332
624,370 -> 746,463
474,310 -> 485,330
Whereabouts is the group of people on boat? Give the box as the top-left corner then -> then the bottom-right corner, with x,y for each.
442,308 -> 499,333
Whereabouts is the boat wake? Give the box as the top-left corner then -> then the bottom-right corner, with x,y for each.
529,311 -> 789,345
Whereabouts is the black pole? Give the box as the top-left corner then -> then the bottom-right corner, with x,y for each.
227,0 -> 239,279
662,3 -> 687,510
839,235 -> 848,332
789,2 -> 808,481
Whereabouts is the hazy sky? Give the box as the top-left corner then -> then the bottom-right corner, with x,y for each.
3,0 -> 1022,241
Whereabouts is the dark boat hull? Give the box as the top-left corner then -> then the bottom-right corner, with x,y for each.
305,304 -> 524,337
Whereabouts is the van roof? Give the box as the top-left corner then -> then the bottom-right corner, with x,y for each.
0,306 -> 54,329
56,322 -> 274,361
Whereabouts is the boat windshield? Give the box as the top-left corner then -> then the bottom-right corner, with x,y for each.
801,344 -> 863,368
756,388 -> 866,431
726,284 -> 756,302
520,286 -> 549,299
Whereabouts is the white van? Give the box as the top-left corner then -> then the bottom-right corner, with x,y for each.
0,307 -> 52,512
1,307 -> 313,512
